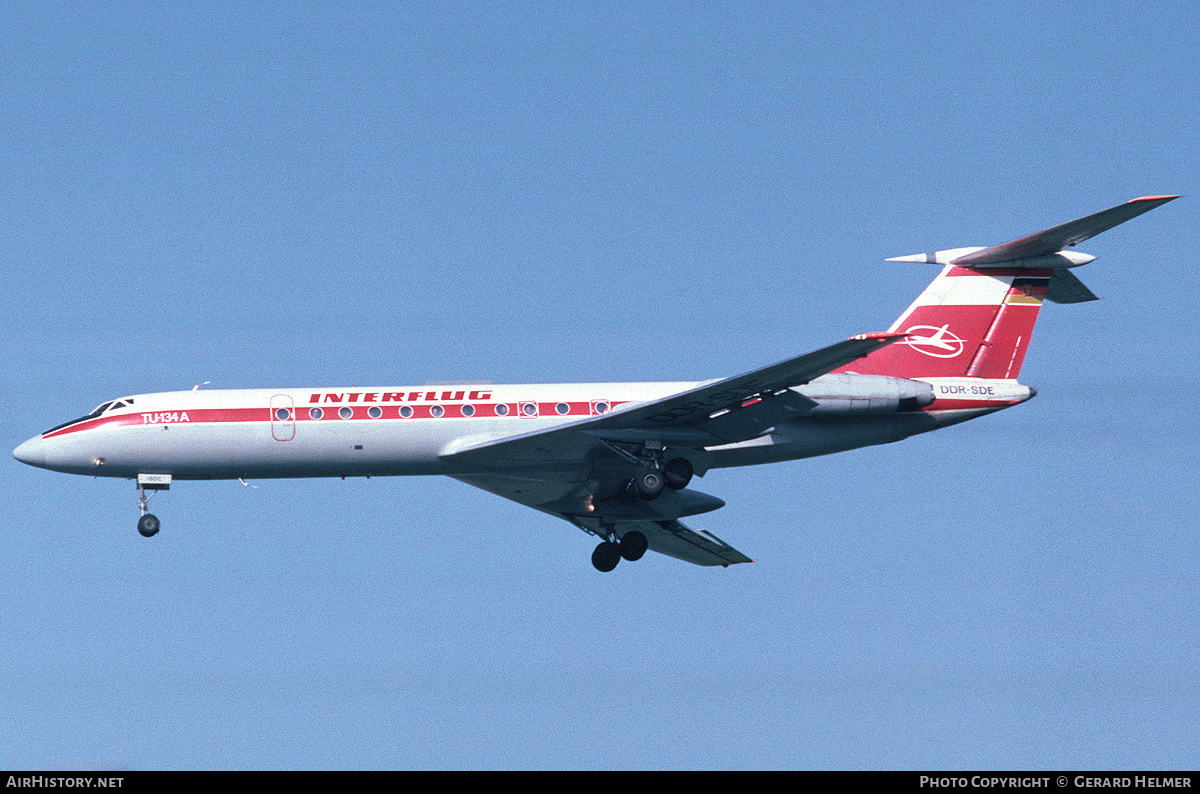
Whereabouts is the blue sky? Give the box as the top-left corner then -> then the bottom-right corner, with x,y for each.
2,1 -> 1196,770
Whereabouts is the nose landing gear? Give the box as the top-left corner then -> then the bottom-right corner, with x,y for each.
135,473 -> 171,538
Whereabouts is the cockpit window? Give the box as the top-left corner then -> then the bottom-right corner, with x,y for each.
43,401 -> 114,434
42,397 -> 132,434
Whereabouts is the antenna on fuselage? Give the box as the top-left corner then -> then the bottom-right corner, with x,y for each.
192,380 -> 210,391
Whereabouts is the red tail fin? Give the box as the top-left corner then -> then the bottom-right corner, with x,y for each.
834,266 -> 1049,379
837,195 -> 1178,379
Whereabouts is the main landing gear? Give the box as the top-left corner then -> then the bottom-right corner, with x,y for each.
630,456 -> 694,501
597,439 -> 697,504
590,454 -> 695,571
592,530 -> 649,572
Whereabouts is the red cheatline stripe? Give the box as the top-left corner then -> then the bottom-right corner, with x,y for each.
43,401 -> 631,438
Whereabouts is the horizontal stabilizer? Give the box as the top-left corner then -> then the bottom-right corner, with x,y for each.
951,195 -> 1179,266
888,250 -> 1095,269
887,195 -> 1178,268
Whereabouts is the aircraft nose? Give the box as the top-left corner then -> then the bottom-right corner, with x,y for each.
13,436 -> 45,468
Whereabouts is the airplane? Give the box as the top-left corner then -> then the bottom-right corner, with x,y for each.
12,195 -> 1178,571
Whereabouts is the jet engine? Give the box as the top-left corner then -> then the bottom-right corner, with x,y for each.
793,373 -> 934,414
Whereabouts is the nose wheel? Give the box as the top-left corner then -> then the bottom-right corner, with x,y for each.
137,512 -> 160,537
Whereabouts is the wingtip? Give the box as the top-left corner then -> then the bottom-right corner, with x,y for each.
1131,194 -> 1181,203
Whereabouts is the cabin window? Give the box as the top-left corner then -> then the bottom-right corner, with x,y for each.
368,406 -> 382,419
495,404 -> 509,416
430,405 -> 444,418
338,407 -> 353,419
275,408 -> 291,421
309,407 -> 323,420
461,404 -> 475,417
399,405 -> 414,418
555,402 -> 570,415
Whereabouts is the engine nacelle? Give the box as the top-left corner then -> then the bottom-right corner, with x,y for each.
792,373 -> 933,415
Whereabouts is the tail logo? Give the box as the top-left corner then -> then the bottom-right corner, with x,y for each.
901,324 -> 966,358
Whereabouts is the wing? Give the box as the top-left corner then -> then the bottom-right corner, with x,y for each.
451,472 -> 751,567
441,332 -> 905,463
442,333 -> 905,567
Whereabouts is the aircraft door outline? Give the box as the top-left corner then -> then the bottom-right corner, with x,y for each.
270,394 -> 296,441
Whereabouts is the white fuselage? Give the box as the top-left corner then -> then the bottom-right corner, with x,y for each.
14,377 -> 1031,481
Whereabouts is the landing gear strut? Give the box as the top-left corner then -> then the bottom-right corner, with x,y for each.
137,485 -> 160,538
591,530 -> 649,572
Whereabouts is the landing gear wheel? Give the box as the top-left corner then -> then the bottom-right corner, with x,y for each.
619,530 -> 648,561
137,513 -> 160,538
592,541 -> 621,572
664,457 -> 694,490
634,469 -> 665,501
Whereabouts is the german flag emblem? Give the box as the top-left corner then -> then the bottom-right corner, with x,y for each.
1005,277 -> 1049,305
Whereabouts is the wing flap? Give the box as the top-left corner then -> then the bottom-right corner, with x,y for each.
641,520 -> 752,566
699,388 -> 817,442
